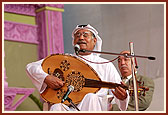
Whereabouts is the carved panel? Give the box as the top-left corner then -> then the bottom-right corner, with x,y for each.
35,4 -> 64,9
4,87 -> 35,111
4,4 -> 36,16
4,4 -> 64,16
4,21 -> 38,44
4,94 -> 16,109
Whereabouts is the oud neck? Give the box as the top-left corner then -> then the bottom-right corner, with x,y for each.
84,78 -> 128,90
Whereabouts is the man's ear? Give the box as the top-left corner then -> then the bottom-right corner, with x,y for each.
93,38 -> 97,45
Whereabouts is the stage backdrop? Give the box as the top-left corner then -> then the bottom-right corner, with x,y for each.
62,4 -> 165,111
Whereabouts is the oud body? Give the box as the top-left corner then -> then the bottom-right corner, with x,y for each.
41,54 -> 128,105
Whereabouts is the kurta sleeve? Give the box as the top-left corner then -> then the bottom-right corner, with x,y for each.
26,59 -> 48,93
113,90 -> 129,111
107,63 -> 129,111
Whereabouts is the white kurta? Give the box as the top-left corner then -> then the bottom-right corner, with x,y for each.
26,53 -> 129,111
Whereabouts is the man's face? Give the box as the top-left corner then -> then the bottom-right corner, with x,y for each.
73,29 -> 97,55
118,51 -> 132,77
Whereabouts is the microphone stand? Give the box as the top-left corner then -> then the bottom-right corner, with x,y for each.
66,97 -> 80,111
79,49 -> 156,60
129,42 -> 139,111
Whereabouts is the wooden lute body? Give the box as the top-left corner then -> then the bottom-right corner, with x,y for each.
41,54 -> 128,105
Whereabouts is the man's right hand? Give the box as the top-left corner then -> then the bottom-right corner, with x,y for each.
44,75 -> 65,90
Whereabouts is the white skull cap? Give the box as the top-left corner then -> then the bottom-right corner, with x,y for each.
72,24 -> 102,56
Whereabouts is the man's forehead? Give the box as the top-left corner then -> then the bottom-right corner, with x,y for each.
120,51 -> 130,54
118,55 -> 126,59
118,52 -> 130,59
75,29 -> 91,33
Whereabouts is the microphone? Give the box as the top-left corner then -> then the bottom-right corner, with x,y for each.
61,85 -> 74,103
148,56 -> 156,60
74,44 -> 80,55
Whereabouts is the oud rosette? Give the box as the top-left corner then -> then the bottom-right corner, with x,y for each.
66,71 -> 85,92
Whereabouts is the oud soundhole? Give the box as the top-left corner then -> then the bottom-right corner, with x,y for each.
47,68 -> 64,81
66,71 -> 85,92
53,68 -> 64,81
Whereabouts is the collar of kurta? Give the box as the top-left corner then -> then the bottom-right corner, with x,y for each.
122,71 -> 138,83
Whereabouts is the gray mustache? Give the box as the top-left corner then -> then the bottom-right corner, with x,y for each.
77,41 -> 87,44
120,65 -> 128,69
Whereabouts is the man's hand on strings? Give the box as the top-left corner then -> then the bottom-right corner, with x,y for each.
44,75 -> 65,90
111,82 -> 127,100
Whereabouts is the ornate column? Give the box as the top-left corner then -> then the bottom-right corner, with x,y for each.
35,4 -> 64,59
4,4 -> 36,111
4,4 -> 65,111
